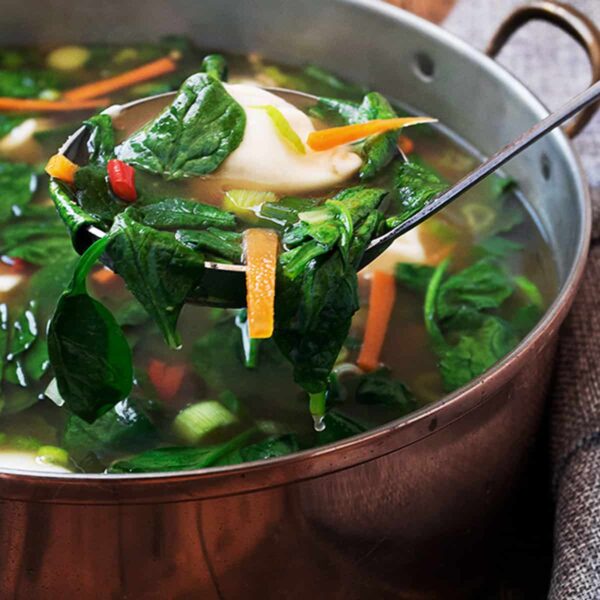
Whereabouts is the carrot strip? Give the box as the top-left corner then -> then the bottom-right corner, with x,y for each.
45,154 -> 79,184
357,271 -> 397,372
64,57 -> 177,101
91,267 -> 119,285
307,116 -> 437,152
244,228 -> 279,339
398,135 -> 415,155
148,359 -> 186,402
0,97 -> 109,112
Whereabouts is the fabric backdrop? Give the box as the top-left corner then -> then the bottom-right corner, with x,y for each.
439,1 -> 600,598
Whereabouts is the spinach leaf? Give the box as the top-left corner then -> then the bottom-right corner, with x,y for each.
512,304 -> 542,337
74,164 -> 125,223
0,197 -> 75,267
317,410 -> 366,445
260,196 -> 320,224
275,252 -> 359,393
116,73 -> 246,180
436,259 -> 514,322
419,259 -> 525,392
108,429 -> 255,473
63,397 -> 157,463
84,114 -> 116,165
474,235 -> 523,259
395,263 -> 435,293
437,316 -> 519,391
201,54 -> 228,81
8,301 -> 38,358
107,209 -> 205,348
311,92 -> 401,179
192,314 -> 290,397
50,179 -> 102,239
238,434 -> 299,462
356,368 -> 417,414
275,189 -> 383,393
176,228 -> 242,263
392,160 -> 447,221
47,236 -> 133,422
0,161 -> 37,223
357,94 -> 400,180
137,197 -> 236,230
0,69 -> 60,98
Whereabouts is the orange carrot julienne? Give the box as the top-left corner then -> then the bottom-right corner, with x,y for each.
147,359 -> 186,402
307,116 -> 437,152
398,135 -> 415,155
357,270 -> 397,372
91,267 -> 119,285
244,228 -> 279,339
64,57 -> 177,101
45,154 -> 79,184
0,97 -> 109,112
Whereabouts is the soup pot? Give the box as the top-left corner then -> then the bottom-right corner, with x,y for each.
0,1 -> 596,598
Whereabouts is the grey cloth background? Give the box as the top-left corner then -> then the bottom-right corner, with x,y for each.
442,1 -> 600,598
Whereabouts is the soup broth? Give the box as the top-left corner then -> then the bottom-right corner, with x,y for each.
0,41 -> 556,473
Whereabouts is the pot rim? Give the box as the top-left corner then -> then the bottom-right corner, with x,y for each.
0,0 -> 591,501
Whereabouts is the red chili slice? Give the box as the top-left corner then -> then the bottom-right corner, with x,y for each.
107,159 -> 137,202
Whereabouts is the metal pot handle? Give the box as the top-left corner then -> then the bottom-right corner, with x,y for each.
486,0 -> 600,137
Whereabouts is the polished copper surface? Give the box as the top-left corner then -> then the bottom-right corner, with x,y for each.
0,1 -> 596,598
486,0 -> 600,137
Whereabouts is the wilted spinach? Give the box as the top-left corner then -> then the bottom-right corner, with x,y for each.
63,397 -> 157,464
107,209 -> 205,348
108,429 -> 255,473
397,256 -> 543,392
0,161 -> 38,224
47,236 -> 133,422
201,54 -> 228,81
137,197 -> 236,230
310,92 -> 402,180
274,187 -> 384,393
116,73 -> 246,179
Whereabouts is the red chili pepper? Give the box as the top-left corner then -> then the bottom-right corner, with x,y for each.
107,159 -> 137,202
6,257 -> 28,272
147,359 -> 186,402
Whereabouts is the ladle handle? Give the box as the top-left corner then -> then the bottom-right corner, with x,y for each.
487,0 -> 600,138
365,78 -> 600,260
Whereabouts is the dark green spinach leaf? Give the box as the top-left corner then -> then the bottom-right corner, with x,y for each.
74,164 -> 125,224
201,54 -> 228,81
311,92 -> 401,180
0,161 -> 37,224
356,368 -> 417,413
107,209 -> 205,348
176,228 -> 242,263
108,429 -> 255,473
116,73 -> 246,180
137,197 -> 236,230
84,114 -> 116,165
47,236 -> 133,422
0,69 -> 60,98
63,397 -> 157,463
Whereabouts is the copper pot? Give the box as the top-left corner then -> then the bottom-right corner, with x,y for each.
0,1 -> 597,598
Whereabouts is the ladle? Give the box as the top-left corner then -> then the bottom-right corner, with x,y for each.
57,80 -> 600,307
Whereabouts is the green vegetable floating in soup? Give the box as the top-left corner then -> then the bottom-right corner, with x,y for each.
0,41 -> 555,473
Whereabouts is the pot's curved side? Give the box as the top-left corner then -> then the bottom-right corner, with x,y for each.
0,332 -> 557,598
